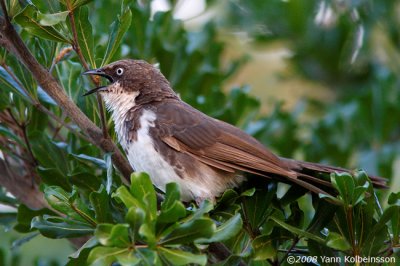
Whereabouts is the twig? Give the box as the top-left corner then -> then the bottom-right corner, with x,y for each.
66,1 -> 109,139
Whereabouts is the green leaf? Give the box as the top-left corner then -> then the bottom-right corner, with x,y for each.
135,249 -> 161,266
72,6 -> 96,67
240,187 -> 256,197
14,205 -> 54,233
307,199 -> 338,234
388,192 -> 400,205
139,223 -> 157,248
189,200 -> 214,221
44,186 -> 95,224
38,167 -> 70,189
130,172 -> 157,220
31,215 -> 93,238
126,206 -> 145,240
115,251 -> 141,266
14,5 -> 70,43
325,231 -> 351,251
101,7 -> 132,65
37,11 -> 69,26
69,172 -> 102,192
29,132 -> 70,175
158,247 -> 207,266
161,182 -> 181,209
69,153 -> 106,169
331,172 -> 355,205
113,186 -> 141,209
89,186 -> 113,223
160,218 -> 215,245
95,223 -> 130,247
251,234 -> 276,260
352,181 -> 369,205
158,183 -> 186,224
198,213 -> 242,243
269,215 -> 324,243
43,186 -> 72,215
87,246 -> 130,266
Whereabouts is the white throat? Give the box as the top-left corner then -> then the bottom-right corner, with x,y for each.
101,82 -> 139,145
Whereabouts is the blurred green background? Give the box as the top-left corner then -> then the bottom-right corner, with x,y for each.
1,0 -> 399,264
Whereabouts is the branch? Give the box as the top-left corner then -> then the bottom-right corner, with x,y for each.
0,14 -> 133,180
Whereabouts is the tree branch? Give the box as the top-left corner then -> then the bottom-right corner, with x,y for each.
0,15 -> 133,180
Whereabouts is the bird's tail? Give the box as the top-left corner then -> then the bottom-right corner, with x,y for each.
280,158 -> 388,194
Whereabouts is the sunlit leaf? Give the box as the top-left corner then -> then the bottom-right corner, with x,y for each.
129,172 -> 157,221
38,11 -> 69,26
14,5 -> 70,43
87,246 -> 130,266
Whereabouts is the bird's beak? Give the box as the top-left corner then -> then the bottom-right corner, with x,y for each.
82,68 -> 114,96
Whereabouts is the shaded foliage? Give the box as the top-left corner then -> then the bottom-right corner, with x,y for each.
0,0 -> 398,265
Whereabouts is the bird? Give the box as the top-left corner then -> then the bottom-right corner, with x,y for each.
83,59 -> 386,202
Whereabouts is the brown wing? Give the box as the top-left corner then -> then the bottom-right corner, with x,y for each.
152,100 -> 291,175
151,100 -> 336,195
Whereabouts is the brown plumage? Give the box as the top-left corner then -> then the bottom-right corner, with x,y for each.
83,59 -> 387,201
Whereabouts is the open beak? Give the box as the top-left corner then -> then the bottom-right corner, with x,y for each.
82,68 -> 114,96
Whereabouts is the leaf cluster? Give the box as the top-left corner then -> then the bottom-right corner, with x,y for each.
0,0 -> 398,265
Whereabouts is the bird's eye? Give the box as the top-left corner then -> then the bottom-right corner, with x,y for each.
116,67 -> 124,76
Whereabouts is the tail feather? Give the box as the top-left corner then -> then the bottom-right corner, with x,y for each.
281,158 -> 388,189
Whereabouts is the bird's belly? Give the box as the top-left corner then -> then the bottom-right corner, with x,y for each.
125,137 -> 188,196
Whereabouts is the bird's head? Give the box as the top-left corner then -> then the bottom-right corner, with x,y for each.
83,59 -> 176,109
82,59 -> 170,96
